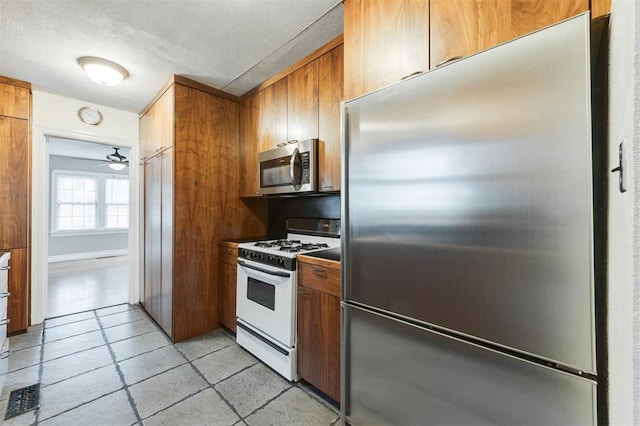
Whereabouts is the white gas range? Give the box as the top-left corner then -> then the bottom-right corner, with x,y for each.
236,218 -> 340,381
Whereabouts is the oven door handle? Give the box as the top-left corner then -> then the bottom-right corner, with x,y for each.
237,259 -> 291,278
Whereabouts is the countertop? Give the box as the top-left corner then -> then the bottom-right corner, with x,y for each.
304,247 -> 341,262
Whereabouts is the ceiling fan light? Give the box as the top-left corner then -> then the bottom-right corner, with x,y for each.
108,162 -> 127,171
78,57 -> 129,86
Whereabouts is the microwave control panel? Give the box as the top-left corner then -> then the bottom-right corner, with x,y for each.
301,151 -> 310,184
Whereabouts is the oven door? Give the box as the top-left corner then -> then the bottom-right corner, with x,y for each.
236,258 -> 297,347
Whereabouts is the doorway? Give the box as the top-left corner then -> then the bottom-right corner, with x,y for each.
45,137 -> 132,318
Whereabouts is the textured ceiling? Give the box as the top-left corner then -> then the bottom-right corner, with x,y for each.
0,0 -> 343,113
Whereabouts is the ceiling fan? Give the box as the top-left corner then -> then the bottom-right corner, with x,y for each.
103,147 -> 129,170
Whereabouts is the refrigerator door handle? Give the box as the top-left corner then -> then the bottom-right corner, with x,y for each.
611,141 -> 626,193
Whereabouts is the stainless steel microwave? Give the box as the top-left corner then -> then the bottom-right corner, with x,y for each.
258,139 -> 318,195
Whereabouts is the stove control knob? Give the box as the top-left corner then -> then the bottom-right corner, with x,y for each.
250,251 -> 258,258
276,258 -> 284,265
257,253 -> 264,261
267,255 -> 274,263
242,249 -> 249,257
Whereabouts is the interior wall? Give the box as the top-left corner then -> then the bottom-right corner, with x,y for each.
48,155 -> 129,261
607,0 -> 638,423
31,90 -> 140,323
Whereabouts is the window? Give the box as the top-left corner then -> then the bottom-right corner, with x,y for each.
56,175 -> 97,230
52,170 -> 129,233
105,178 -> 129,229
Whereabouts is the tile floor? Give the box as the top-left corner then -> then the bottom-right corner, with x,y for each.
1,304 -> 340,425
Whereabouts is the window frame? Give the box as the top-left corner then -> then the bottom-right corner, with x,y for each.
50,169 -> 130,236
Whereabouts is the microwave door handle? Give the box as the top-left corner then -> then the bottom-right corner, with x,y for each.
289,147 -> 301,190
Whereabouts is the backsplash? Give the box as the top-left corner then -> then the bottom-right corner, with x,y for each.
267,194 -> 341,238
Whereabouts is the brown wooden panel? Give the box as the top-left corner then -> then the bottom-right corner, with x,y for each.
239,92 -> 262,197
0,117 -> 29,249
287,60 -> 319,142
318,44 -> 344,192
511,0 -> 589,38
0,83 -> 29,120
431,0 -> 589,68
298,259 -> 340,298
219,243 -> 238,266
172,84 -> 267,342
344,0 -> 429,100
7,247 -> 28,334
139,87 -> 174,156
297,287 -> 341,401
218,260 -> 237,332
590,0 -> 611,17
261,78 -> 287,151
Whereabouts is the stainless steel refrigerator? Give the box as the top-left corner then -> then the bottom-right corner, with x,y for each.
341,12 -> 608,425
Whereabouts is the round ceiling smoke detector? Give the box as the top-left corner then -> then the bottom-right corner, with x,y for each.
77,56 -> 129,86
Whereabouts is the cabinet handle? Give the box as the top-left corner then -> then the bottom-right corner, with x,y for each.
277,143 -> 287,147
0,350 -> 9,359
0,318 -> 8,326
436,56 -> 463,68
401,71 -> 424,81
225,248 -> 233,254
313,268 -> 327,278
0,265 -> 10,271
297,289 -> 311,296
0,292 -> 9,299
321,185 -> 333,190
287,140 -> 298,145
155,146 -> 166,152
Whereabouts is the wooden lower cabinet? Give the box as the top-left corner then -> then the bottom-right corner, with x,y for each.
218,242 -> 238,332
7,248 -> 28,334
297,256 -> 341,402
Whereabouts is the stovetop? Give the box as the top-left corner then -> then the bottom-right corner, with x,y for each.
237,219 -> 341,271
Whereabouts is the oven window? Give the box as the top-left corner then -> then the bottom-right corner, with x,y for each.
247,277 -> 276,311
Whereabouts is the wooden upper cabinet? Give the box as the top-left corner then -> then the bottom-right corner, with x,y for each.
344,0 -> 430,100
0,117 -> 29,249
239,92 -> 262,197
139,87 -> 174,156
430,0 -> 589,68
287,60 -> 319,142
318,44 -> 344,192
0,82 -> 29,120
591,0 -> 611,18
261,78 -> 288,151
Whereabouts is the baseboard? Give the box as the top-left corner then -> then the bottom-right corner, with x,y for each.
48,249 -> 128,263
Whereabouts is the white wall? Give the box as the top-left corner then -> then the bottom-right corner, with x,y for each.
608,0 -> 639,423
32,91 -> 140,323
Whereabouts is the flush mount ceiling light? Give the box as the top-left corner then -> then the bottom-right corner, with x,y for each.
77,56 -> 129,86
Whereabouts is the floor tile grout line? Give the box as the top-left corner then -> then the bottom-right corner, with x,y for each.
173,339 -> 253,422
94,310 -> 143,424
36,387 -> 126,424
31,324 -> 45,424
242,383 -> 295,421
138,385 -> 210,422
43,305 -> 139,331
44,302 -> 135,322
294,381 -> 340,414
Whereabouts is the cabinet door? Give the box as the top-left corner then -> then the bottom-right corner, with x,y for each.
297,286 -> 341,401
143,155 -> 163,331
139,87 -> 174,156
0,83 -> 29,120
261,79 -> 288,150
591,0 -> 611,18
287,61 -> 319,142
0,117 -> 29,249
239,92 -> 262,197
430,0 -> 589,68
344,0 -> 430,100
318,45 -> 344,192
218,260 -> 237,332
7,248 -> 28,334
